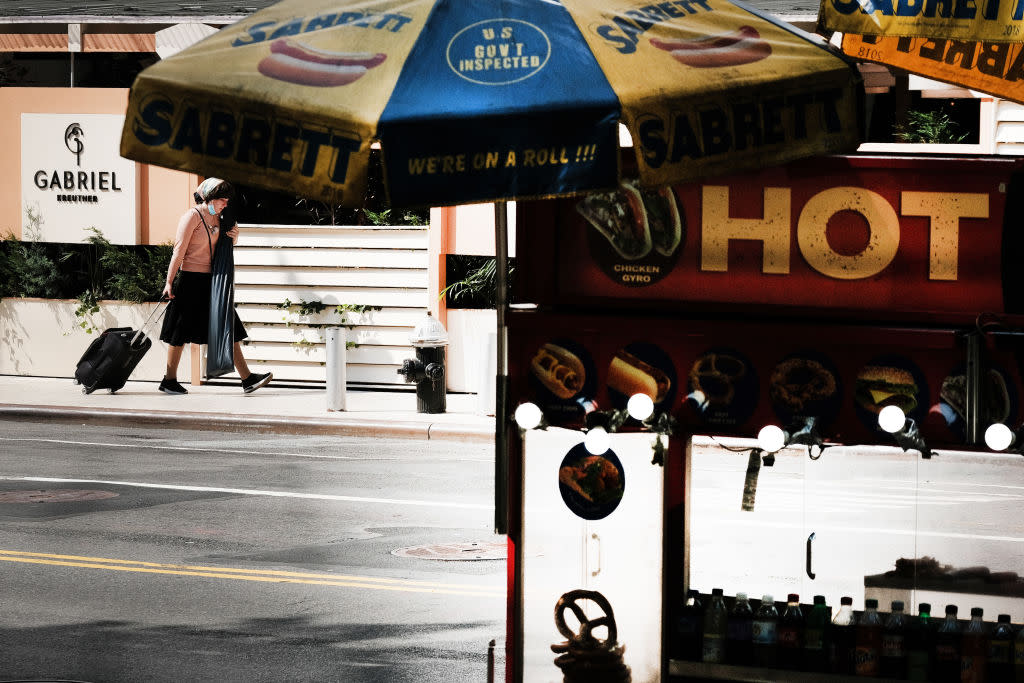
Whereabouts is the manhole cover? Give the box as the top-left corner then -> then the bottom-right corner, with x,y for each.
0,489 -> 119,504
392,541 -> 506,561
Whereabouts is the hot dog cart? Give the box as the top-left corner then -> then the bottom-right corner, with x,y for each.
502,154 -> 1024,682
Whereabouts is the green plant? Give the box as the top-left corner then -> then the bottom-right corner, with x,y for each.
277,299 -> 382,348
441,256 -> 515,308
73,290 -> 101,334
363,208 -> 426,226
894,110 -> 969,144
5,206 -> 60,298
334,303 -> 382,328
101,239 -> 172,303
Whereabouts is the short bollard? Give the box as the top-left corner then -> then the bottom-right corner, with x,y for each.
326,327 -> 347,411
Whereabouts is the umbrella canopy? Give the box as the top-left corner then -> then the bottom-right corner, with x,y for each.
120,0 -> 862,207
818,0 -> 1022,43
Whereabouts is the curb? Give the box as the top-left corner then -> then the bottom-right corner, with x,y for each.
0,404 -> 495,443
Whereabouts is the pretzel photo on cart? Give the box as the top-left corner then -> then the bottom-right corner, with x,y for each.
551,589 -> 631,682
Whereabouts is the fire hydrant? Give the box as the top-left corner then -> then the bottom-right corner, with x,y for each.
398,311 -> 449,414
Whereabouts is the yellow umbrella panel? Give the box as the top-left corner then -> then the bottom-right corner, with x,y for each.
121,0 -> 428,207
819,0 -> 1024,43
561,0 -> 862,187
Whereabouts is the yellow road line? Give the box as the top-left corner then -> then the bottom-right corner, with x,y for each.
0,550 -> 505,598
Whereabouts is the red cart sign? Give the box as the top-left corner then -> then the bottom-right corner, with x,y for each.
518,155 -> 1024,325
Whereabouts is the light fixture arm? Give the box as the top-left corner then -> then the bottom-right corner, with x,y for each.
893,417 -> 933,459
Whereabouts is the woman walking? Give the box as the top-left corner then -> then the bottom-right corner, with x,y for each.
158,177 -> 272,395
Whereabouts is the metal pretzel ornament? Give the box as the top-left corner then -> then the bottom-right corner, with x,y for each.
551,589 -> 631,682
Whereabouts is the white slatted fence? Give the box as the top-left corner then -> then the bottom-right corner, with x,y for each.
223,223 -> 428,386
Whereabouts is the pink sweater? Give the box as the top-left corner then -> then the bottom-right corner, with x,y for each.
166,207 -> 223,283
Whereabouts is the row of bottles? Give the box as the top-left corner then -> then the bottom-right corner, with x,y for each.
675,589 -> 1024,681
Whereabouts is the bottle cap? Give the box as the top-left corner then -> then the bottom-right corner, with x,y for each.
688,589 -> 699,596
787,593 -> 799,602
712,588 -> 724,596
971,607 -> 983,617
865,599 -> 878,608
813,595 -> 826,604
736,592 -> 748,600
919,603 -> 931,613
762,594 -> 774,603
840,596 -> 853,605
891,601 -> 904,611
998,614 -> 1011,622
946,605 -> 958,615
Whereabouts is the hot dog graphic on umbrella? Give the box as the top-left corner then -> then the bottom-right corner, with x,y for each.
650,26 -> 771,68
258,38 -> 387,87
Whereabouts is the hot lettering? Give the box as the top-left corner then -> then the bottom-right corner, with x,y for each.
700,185 -> 988,281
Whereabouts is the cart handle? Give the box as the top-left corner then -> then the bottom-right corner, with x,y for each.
806,532 -> 816,580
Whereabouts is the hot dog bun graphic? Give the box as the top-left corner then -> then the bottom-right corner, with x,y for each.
608,349 -> 671,403
532,343 -> 586,399
650,26 -> 771,68
258,38 -> 387,87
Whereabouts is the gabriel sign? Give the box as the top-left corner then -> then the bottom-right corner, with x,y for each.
21,114 -> 137,244
516,155 -> 1024,324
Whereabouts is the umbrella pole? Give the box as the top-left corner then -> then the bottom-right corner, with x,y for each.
494,201 -> 509,535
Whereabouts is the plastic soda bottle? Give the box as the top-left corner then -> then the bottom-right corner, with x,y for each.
777,593 -> 804,670
880,600 -> 908,679
855,597 -> 883,676
725,592 -> 754,666
701,588 -> 728,663
906,603 -> 934,681
677,589 -> 704,661
933,604 -> 962,683
959,607 -> 987,683
752,594 -> 779,668
803,595 -> 830,672
986,613 -> 1013,682
830,596 -> 857,675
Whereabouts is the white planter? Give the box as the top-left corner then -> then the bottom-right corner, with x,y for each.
445,308 -> 496,400
0,298 -> 169,382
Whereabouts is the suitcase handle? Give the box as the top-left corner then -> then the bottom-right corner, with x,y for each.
130,297 -> 169,347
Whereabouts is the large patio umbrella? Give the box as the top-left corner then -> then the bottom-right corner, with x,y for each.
120,0 -> 863,531
120,0 -> 862,208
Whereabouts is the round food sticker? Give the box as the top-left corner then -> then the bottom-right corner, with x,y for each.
854,356 -> 928,432
529,339 -> 596,420
558,443 -> 625,520
576,181 -> 684,288
687,347 -> 758,427
769,352 -> 842,425
606,342 -> 677,412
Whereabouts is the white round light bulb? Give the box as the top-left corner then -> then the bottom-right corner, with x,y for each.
627,393 -> 655,421
984,423 -> 1014,451
514,402 -> 543,430
757,425 -> 786,453
878,405 -> 907,434
584,426 -> 610,455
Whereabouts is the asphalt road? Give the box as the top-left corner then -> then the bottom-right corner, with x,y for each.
0,420 -> 505,683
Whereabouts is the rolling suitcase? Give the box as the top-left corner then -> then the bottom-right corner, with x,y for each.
74,301 -> 166,394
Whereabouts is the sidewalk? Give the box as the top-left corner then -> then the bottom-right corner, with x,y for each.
0,375 -> 496,443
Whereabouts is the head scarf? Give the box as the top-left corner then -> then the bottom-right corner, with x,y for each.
195,176 -> 226,200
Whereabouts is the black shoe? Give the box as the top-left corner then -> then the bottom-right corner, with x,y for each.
242,371 -> 272,394
159,378 -> 188,395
